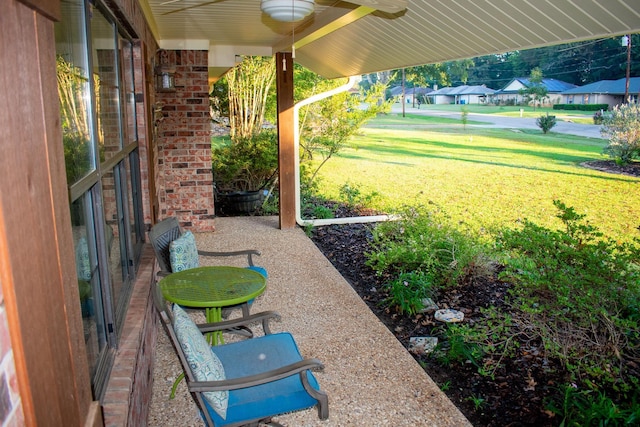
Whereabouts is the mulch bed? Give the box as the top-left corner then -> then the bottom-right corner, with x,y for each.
308,160 -> 639,426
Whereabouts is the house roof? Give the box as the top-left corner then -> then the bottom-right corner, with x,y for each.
140,0 -> 640,80
497,78 -> 577,94
561,77 -> 640,95
431,85 -> 496,96
388,86 -> 433,96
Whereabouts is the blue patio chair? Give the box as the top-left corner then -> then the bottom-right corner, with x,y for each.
153,286 -> 329,427
150,216 -> 267,318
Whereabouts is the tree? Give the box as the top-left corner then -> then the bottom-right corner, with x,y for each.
536,113 -> 556,134
521,67 -> 548,110
601,103 -> 640,165
387,64 -> 450,89
225,56 -> 275,139
446,58 -> 475,85
210,56 -> 278,195
298,77 -> 391,183
465,53 -> 516,89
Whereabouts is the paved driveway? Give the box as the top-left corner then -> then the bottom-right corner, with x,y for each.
392,104 -> 604,139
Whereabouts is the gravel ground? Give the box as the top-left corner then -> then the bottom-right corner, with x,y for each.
147,216 -> 471,427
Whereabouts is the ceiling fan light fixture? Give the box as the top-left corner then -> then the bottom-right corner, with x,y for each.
261,0 -> 314,22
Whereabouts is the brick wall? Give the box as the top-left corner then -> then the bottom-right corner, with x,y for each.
102,248 -> 157,427
156,50 -> 215,231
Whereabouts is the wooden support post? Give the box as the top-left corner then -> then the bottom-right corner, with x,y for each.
276,52 -> 296,229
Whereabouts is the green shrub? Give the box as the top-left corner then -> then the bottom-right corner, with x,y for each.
366,206 -> 488,289
546,384 -> 640,427
439,309 -> 520,378
383,271 -> 435,315
312,205 -> 335,219
338,182 -> 379,211
212,130 -> 278,192
495,200 -> 640,389
601,103 -> 640,165
593,110 -> 604,124
536,113 -> 557,134
553,103 -> 609,112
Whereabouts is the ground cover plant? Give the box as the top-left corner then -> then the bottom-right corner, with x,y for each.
309,199 -> 640,426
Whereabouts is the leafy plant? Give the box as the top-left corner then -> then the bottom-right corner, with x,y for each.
383,271 -> 435,315
601,103 -> 640,165
461,106 -> 469,130
546,384 -> 640,427
593,110 -> 604,125
224,56 -> 275,140
467,394 -> 486,411
212,131 -> 278,192
339,182 -> 379,211
442,324 -> 485,368
441,309 -> 519,378
366,205 -> 489,289
536,113 -> 557,133
496,200 -> 640,389
298,80 -> 391,183
312,205 -> 335,220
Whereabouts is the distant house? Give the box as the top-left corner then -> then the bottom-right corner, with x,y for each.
492,78 -> 577,106
428,85 -> 496,104
560,77 -> 640,108
388,86 -> 433,103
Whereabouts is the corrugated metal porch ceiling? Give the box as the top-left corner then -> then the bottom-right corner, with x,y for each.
141,0 -> 640,79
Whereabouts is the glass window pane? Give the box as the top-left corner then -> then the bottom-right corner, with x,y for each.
71,194 -> 107,376
55,0 -> 96,185
91,11 -> 122,160
101,168 -> 126,309
125,154 -> 143,256
120,37 -> 137,145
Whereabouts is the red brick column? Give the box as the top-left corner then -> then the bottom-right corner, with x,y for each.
156,50 -> 215,231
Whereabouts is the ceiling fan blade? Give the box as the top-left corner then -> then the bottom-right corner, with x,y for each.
345,0 -> 407,14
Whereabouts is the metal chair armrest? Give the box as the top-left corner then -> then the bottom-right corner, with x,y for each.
188,358 -> 325,392
197,249 -> 261,266
196,310 -> 280,335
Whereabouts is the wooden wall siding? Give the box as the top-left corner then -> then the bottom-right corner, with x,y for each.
0,0 -> 96,425
156,50 -> 216,231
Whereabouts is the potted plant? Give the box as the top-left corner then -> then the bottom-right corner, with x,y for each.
212,130 -> 278,214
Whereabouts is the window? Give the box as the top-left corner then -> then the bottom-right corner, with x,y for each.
55,0 -> 144,399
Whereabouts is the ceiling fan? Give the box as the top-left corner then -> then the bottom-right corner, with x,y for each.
158,0 -> 407,21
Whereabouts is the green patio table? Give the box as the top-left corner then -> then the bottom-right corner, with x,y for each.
159,266 -> 267,345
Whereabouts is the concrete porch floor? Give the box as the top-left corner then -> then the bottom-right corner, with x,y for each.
148,215 -> 471,426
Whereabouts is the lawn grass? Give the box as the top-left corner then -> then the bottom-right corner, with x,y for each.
416,103 -> 595,124
312,120 -> 639,243
367,112 -> 484,126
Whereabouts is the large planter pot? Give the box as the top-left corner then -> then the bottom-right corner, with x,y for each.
217,190 -> 264,215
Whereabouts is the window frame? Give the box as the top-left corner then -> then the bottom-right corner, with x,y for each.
61,0 -> 144,400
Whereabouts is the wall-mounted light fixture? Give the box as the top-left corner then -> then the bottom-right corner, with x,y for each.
155,50 -> 176,92
260,0 -> 314,22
